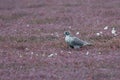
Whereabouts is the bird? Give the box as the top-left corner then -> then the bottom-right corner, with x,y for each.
64,31 -> 92,49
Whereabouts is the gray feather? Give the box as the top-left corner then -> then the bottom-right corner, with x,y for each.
71,37 -> 85,46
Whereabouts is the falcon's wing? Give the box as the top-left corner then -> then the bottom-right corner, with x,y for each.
71,37 -> 85,46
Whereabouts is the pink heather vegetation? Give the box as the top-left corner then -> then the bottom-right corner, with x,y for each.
0,0 -> 120,80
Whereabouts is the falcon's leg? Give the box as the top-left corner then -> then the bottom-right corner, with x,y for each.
69,45 -> 74,49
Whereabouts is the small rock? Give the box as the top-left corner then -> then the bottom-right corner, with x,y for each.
68,26 -> 71,29
104,26 -> 108,30
55,32 -> 59,37
20,66 -> 22,68
96,33 -> 100,36
30,56 -> 33,59
26,52 -> 29,54
25,48 -> 29,51
27,24 -> 30,27
48,53 -> 58,58
98,52 -> 101,54
99,31 -> 103,34
111,27 -> 117,36
68,51 -> 72,54
20,55 -> 22,58
60,50 -> 63,53
86,51 -> 89,55
76,32 -> 79,35
48,54 -> 54,57
14,29 -> 17,32
42,54 -> 45,57
31,52 -> 34,55
54,53 -> 57,55
51,33 -> 54,36
96,31 -> 102,36
36,54 -> 39,56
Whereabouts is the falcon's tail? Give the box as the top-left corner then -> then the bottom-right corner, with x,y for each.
83,42 -> 92,46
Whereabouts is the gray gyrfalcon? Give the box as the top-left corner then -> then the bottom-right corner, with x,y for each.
64,31 -> 92,48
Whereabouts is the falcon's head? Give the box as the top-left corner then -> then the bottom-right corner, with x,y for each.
64,31 -> 70,36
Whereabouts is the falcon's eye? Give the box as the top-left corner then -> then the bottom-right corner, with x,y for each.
64,31 -> 70,35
